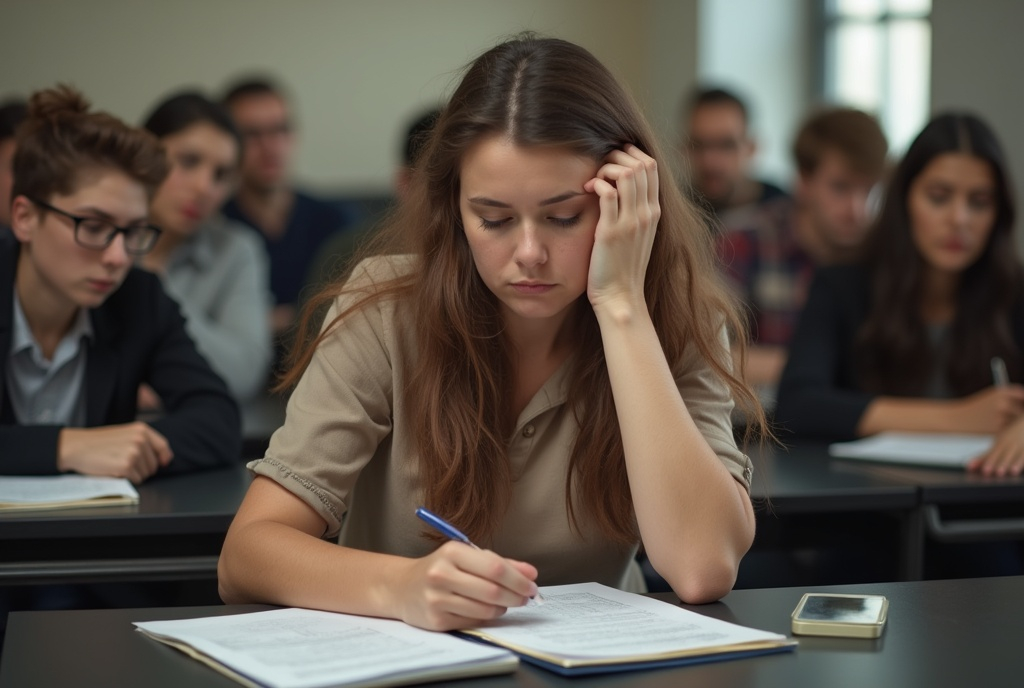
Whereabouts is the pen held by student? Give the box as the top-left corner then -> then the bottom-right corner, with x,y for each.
416,506 -> 544,605
992,357 -> 1010,387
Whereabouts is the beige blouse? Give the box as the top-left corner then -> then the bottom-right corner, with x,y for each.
250,256 -> 752,592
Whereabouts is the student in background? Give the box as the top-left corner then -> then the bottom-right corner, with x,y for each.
775,113 -> 1024,477
683,87 -> 788,222
719,108 -> 888,394
221,78 -> 349,338
0,99 -> 28,230
1,86 -> 240,480
139,92 -> 273,405
219,35 -> 764,630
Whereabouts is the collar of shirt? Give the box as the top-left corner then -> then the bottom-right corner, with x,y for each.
10,290 -> 94,370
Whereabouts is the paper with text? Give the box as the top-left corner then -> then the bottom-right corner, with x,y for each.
134,608 -> 517,688
829,432 -> 993,468
466,582 -> 788,661
0,474 -> 138,509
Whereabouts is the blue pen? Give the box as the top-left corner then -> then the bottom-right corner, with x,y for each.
415,506 -> 543,605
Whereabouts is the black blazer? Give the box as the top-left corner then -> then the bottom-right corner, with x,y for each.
775,264 -> 1024,441
0,232 -> 241,475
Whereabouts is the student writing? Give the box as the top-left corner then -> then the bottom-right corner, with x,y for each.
775,113 -> 1024,477
218,35 -> 765,631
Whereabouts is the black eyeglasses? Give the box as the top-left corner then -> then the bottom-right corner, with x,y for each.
30,198 -> 162,256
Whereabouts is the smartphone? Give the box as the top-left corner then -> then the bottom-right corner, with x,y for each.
791,593 -> 888,638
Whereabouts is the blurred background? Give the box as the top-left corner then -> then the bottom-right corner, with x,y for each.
2,0 -> 1020,242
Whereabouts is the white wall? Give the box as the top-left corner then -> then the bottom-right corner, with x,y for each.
930,0 -> 1024,252
696,0 -> 812,188
0,0 -> 698,194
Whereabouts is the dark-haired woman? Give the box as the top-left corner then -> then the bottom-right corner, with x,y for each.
776,113 -> 1024,477
219,36 -> 766,630
140,92 -> 272,403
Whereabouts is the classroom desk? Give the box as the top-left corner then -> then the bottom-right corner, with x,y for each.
749,443 -> 918,512
747,444 -> 923,580
2,576 -> 1019,687
840,459 -> 1024,546
0,464 -> 252,586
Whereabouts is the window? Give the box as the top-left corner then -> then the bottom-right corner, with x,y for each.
822,0 -> 932,154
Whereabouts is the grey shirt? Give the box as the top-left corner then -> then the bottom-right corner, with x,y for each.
6,292 -> 92,426
158,216 -> 273,402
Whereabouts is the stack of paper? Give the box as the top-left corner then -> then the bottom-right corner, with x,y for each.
0,475 -> 139,511
461,582 -> 794,675
135,583 -> 794,686
828,432 -> 993,469
135,609 -> 518,688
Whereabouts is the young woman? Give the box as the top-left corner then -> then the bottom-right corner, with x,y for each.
140,93 -> 272,403
776,113 -> 1024,477
218,36 -> 764,630
1,85 -> 239,480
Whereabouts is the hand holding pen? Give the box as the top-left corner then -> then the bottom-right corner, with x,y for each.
391,508 -> 540,631
416,507 -> 544,605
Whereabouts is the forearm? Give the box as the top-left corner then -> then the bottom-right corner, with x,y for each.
857,397 -> 960,436
218,519 -> 411,619
596,302 -> 754,602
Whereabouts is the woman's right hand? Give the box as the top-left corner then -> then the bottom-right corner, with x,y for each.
394,541 -> 538,631
953,385 -> 1024,433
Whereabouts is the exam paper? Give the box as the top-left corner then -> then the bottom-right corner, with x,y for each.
0,475 -> 138,505
134,608 -> 516,688
828,432 -> 993,468
471,582 -> 787,660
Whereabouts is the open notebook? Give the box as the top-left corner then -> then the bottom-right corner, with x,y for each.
134,583 -> 794,686
828,432 -> 993,469
459,582 -> 794,675
0,475 -> 139,511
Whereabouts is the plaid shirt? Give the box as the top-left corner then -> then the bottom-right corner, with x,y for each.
716,197 -> 815,346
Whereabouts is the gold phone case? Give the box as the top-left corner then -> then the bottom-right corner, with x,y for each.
791,593 -> 888,638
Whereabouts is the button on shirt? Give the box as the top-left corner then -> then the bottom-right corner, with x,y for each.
5,293 -> 92,427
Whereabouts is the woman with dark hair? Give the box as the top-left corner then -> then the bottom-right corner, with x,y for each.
776,112 -> 1024,476
139,92 -> 272,404
219,35 -> 765,629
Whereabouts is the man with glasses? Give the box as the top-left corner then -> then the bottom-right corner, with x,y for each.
221,78 -> 349,340
683,87 -> 789,219
1,86 -> 239,483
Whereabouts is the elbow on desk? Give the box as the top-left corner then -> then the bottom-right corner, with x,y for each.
217,553 -> 251,605
650,555 -> 739,605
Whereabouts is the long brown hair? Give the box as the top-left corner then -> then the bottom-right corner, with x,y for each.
282,35 -> 763,544
857,113 -> 1021,395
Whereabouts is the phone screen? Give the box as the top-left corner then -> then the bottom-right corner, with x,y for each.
798,595 -> 885,624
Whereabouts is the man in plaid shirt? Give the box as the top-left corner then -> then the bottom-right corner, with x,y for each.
717,108 -> 888,401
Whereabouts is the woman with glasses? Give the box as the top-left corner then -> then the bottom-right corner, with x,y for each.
139,92 -> 273,405
0,85 -> 240,481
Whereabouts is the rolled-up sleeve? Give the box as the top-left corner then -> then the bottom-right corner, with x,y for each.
248,259 -> 403,537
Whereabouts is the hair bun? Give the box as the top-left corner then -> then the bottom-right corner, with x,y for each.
28,84 -> 91,123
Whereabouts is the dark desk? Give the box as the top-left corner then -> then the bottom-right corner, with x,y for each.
841,460 -> 1024,547
3,576 -> 1019,687
747,445 -> 923,581
749,444 -> 918,513
0,465 -> 252,585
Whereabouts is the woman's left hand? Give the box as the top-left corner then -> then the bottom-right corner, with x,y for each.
967,416 -> 1024,476
584,144 -> 661,313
